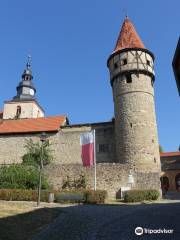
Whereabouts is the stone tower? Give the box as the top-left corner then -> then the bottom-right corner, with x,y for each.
107,17 -> 161,175
3,57 -> 44,119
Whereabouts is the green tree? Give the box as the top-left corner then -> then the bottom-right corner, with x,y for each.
0,164 -> 49,189
22,139 -> 53,167
159,145 -> 164,153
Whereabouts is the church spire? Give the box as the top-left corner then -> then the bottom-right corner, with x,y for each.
13,56 -> 36,101
114,17 -> 145,53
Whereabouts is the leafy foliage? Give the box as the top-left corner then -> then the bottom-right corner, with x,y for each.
84,190 -> 107,204
62,175 -> 87,189
55,189 -> 107,204
159,145 -> 164,153
124,189 -> 160,203
0,189 -> 50,201
0,164 -> 49,190
22,139 -> 53,167
0,188 -> 107,204
0,139 -> 52,190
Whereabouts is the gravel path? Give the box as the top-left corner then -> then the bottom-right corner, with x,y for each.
32,203 -> 180,240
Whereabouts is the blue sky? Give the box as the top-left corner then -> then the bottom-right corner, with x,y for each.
0,0 -> 179,151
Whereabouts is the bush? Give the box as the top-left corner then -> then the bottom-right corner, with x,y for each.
22,139 -> 53,167
85,190 -> 107,204
0,189 -> 107,204
0,189 -> 50,202
55,189 -> 107,204
124,189 -> 160,203
0,164 -> 49,190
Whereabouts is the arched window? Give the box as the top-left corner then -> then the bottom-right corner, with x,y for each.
25,75 -> 29,81
160,176 -> 169,191
16,106 -> 21,118
175,173 -> 180,190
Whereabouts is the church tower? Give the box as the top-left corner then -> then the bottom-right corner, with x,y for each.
3,57 -> 44,119
107,17 -> 160,173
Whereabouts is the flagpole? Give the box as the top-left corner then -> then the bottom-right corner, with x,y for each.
93,129 -> 97,191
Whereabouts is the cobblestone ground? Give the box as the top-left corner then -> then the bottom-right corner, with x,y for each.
32,203 -> 180,240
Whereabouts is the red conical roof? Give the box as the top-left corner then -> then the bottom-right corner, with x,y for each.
114,17 -> 145,52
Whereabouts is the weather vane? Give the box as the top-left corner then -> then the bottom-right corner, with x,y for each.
27,54 -> 32,69
122,9 -> 128,18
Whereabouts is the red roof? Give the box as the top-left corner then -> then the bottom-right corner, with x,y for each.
160,152 -> 180,157
0,115 -> 67,134
114,17 -> 145,52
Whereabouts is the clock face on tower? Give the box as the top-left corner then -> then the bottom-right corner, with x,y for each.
29,89 -> 34,96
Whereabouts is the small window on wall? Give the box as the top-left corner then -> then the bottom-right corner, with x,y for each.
114,63 -> 118,69
98,144 -> 110,153
125,73 -> 132,83
16,106 -> 21,117
121,59 -> 127,65
147,60 -> 151,66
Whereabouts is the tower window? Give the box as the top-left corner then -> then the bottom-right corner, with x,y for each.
114,63 -> 118,69
151,80 -> 154,87
126,74 -> 132,83
16,106 -> 21,118
147,60 -> 151,66
121,59 -> 127,65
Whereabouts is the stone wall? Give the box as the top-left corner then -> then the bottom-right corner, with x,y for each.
112,73 -> 160,172
0,122 -> 161,197
161,155 -> 180,171
44,163 -> 161,198
0,133 -> 41,164
58,122 -> 116,164
0,121 -> 115,165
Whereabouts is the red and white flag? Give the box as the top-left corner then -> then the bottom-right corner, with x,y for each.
80,132 -> 94,167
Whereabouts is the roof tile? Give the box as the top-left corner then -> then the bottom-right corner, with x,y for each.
114,17 -> 145,52
0,115 -> 67,134
160,152 -> 180,157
